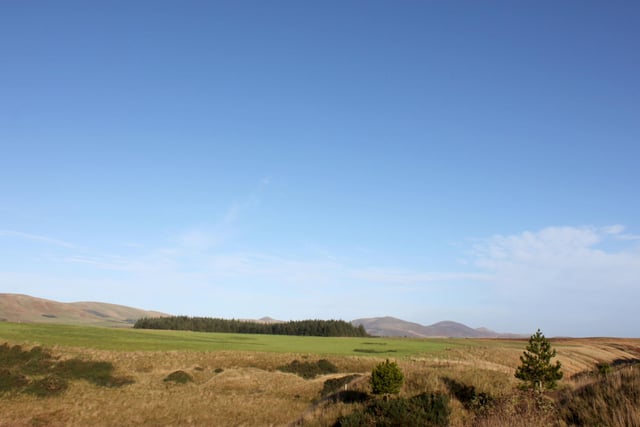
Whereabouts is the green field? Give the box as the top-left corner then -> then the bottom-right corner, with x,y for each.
0,321 -> 468,356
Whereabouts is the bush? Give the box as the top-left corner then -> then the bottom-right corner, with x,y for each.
319,375 -> 369,404
163,370 -> 193,384
25,375 -> 68,397
443,378 -> 494,414
335,392 -> 450,427
370,359 -> 404,395
0,369 -> 29,393
54,359 -> 113,386
0,342 -> 134,396
596,362 -> 611,375
278,359 -> 338,379
321,375 -> 362,396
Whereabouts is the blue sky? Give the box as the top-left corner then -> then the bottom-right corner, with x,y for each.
1,1 -> 639,337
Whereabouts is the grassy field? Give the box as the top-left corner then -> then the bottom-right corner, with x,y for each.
1,322 -> 639,426
0,321 -> 467,355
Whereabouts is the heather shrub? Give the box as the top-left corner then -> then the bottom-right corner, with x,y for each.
335,392 -> 450,427
278,359 -> 338,379
163,370 -> 193,384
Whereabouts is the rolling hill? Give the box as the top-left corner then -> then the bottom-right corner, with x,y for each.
351,316 -> 522,338
1,294 -> 519,336
0,294 -> 168,327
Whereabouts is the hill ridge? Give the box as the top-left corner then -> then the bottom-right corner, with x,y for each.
2,294 -> 520,336
351,316 -> 522,338
0,293 -> 168,327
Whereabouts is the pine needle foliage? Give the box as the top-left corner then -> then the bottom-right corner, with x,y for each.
515,329 -> 563,392
370,359 -> 404,395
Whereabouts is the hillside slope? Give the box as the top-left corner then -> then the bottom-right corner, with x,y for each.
0,294 -> 168,327
352,316 -> 520,338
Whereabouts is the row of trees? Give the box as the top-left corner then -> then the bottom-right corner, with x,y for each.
133,316 -> 369,337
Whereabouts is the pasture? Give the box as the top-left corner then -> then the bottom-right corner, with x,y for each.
0,321 -> 465,355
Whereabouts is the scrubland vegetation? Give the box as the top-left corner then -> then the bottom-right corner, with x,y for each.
1,322 -> 639,426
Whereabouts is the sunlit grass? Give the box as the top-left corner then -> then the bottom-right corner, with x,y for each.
0,322 -> 467,356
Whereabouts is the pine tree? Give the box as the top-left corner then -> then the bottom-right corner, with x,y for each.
515,329 -> 563,392
370,359 -> 404,395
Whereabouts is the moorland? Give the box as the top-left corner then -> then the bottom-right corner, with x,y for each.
1,321 -> 639,426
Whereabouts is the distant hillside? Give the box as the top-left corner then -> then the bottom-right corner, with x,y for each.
0,294 -> 169,327
351,316 -> 521,338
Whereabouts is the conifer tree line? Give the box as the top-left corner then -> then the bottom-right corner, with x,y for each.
134,316 -> 369,337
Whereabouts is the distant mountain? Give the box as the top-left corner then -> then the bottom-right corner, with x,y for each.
0,294 -> 169,327
351,316 -> 520,338
1,294 -> 521,336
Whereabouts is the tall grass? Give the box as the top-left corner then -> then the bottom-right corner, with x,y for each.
559,364 -> 640,426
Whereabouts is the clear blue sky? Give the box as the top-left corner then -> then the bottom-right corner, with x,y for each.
1,1 -> 639,337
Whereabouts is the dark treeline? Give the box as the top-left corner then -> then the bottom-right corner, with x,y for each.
133,316 -> 369,337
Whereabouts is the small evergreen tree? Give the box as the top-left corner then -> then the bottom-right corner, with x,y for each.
370,359 -> 404,395
515,329 -> 563,392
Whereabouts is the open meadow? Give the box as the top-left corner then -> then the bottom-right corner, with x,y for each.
1,322 -> 639,426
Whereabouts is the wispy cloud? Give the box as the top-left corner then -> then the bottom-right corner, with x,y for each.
175,177 -> 272,251
0,230 -> 76,249
602,224 -> 640,241
4,219 -> 639,335
348,268 -> 489,285
473,225 -> 640,291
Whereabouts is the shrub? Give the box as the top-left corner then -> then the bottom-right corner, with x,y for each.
370,359 -> 404,395
318,375 -> 369,404
163,370 -> 193,384
25,375 -> 68,397
54,359 -> 114,386
472,391 -> 558,427
335,392 -> 450,427
321,375 -> 362,396
596,362 -> 611,375
0,342 -> 134,396
443,378 -> 494,414
21,346 -> 53,375
0,369 -> 29,393
278,359 -> 338,379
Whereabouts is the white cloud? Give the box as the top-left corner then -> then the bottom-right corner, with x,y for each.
471,225 -> 640,336
177,228 -> 225,250
602,224 -> 625,235
0,230 -> 76,248
600,224 -> 640,241
348,268 -> 489,285
474,226 -> 640,291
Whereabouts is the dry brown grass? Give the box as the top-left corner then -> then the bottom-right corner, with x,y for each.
1,338 -> 639,426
